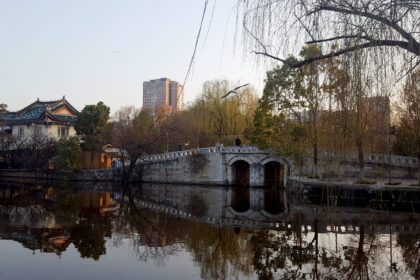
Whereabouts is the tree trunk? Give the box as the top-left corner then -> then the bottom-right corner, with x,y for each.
357,139 -> 365,179
313,141 -> 318,176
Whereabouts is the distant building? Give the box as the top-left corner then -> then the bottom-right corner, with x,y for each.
143,78 -> 183,111
0,97 -> 78,142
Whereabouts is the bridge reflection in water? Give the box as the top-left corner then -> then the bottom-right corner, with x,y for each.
2,180 -> 420,279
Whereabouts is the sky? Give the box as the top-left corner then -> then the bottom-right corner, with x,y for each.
0,0 -> 273,113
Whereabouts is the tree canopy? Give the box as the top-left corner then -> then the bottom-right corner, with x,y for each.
74,101 -> 111,151
75,101 -> 110,136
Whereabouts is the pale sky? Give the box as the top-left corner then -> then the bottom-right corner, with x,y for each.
0,0 -> 272,113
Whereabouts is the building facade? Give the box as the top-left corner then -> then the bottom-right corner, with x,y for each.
143,78 -> 183,111
0,97 -> 78,142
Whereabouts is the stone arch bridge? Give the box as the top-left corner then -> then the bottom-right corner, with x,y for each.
140,146 -> 290,187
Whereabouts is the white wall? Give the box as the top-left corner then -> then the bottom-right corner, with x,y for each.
11,123 -> 76,142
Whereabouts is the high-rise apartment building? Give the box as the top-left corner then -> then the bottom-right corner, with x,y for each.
143,78 -> 183,111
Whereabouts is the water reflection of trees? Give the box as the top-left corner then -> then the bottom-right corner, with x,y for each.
118,188 -> 377,280
250,221 -> 342,279
118,187 -> 254,279
5,182 -> 420,279
398,233 -> 420,279
70,213 -> 112,260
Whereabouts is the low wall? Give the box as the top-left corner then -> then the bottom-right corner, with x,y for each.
0,168 -> 125,182
77,168 -> 124,182
0,169 -> 58,180
286,177 -> 420,195
291,156 -> 418,179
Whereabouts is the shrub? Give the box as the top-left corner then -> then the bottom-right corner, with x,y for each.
55,137 -> 82,179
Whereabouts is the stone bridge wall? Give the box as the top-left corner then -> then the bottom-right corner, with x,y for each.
140,146 -> 290,187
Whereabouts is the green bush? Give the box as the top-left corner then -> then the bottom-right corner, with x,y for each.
55,137 -> 83,179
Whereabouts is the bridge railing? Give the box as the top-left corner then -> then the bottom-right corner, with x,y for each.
139,146 -> 419,167
140,146 -> 273,162
220,146 -> 265,153
141,146 -> 219,162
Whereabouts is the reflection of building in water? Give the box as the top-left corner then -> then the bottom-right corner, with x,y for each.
0,184 -> 44,199
0,184 -> 118,257
79,192 -> 111,209
46,190 -> 117,213
0,227 -> 70,255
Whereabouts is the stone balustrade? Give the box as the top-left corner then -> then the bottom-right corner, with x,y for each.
317,149 -> 418,167
141,147 -> 418,168
141,146 -> 270,162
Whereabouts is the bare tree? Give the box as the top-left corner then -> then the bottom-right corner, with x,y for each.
0,134 -> 55,169
112,106 -> 171,183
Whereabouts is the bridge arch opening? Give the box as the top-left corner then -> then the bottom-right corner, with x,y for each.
264,190 -> 285,215
231,187 -> 250,212
232,160 -> 250,186
264,161 -> 284,187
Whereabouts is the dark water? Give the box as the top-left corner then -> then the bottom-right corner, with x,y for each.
1,180 -> 420,280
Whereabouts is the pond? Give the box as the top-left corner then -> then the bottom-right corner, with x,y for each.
1,179 -> 420,280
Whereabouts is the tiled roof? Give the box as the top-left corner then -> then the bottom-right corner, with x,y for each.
2,107 -> 45,121
0,98 -> 78,123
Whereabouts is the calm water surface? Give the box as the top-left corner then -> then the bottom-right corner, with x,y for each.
1,179 -> 420,280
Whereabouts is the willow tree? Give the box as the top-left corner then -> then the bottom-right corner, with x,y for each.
238,0 -> 420,72
237,0 -> 410,178
172,80 -> 258,148
400,69 -> 420,184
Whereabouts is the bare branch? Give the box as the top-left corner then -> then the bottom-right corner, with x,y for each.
318,4 -> 420,48
255,39 -> 412,68
305,35 -> 373,44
